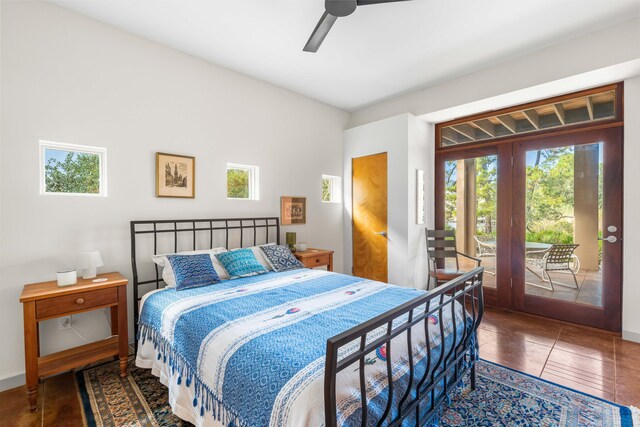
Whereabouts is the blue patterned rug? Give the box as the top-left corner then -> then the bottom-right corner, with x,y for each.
444,360 -> 634,426
77,357 -> 635,426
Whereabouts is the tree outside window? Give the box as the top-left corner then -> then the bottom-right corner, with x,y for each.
40,141 -> 106,197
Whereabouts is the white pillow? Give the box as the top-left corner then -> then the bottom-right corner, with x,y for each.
152,248 -> 229,287
233,244 -> 275,271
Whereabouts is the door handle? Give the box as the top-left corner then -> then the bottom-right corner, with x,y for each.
599,235 -> 618,243
374,231 -> 387,237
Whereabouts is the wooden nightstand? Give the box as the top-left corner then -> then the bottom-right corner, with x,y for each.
19,272 -> 128,412
294,248 -> 334,271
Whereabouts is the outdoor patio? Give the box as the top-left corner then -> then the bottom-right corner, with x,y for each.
457,256 -> 603,307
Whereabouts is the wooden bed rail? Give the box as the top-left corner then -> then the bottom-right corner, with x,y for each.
324,267 -> 484,426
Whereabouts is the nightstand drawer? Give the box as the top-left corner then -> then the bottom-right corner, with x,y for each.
36,287 -> 118,319
303,254 -> 330,268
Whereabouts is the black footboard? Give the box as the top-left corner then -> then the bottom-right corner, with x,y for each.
324,267 -> 484,427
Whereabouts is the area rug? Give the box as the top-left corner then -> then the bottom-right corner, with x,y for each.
77,357 -> 635,426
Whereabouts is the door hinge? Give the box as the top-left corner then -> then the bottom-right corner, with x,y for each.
510,278 -> 513,289
511,156 -> 514,166
510,217 -> 513,228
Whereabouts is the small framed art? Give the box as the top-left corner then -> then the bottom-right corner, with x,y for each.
156,152 -> 195,198
281,196 -> 306,225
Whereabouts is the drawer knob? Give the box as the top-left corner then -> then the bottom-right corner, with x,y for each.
316,258 -> 320,262
75,298 -> 85,305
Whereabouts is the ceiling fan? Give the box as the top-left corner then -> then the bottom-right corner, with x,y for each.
303,0 -> 410,53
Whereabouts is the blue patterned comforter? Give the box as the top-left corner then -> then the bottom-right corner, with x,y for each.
136,269 -> 474,427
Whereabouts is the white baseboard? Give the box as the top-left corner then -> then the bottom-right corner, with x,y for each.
0,372 -> 25,392
622,330 -> 640,343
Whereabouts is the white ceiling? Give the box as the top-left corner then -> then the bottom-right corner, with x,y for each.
52,0 -> 640,111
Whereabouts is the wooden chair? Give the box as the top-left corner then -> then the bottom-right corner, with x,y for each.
426,229 -> 481,289
526,243 -> 580,291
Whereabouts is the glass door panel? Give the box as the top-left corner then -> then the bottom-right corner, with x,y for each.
444,155 -> 498,289
524,143 -> 603,307
512,128 -> 622,331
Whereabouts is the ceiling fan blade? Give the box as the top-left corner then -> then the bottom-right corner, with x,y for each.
356,0 -> 410,5
303,11 -> 338,53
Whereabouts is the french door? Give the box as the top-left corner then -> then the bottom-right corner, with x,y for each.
435,144 -> 512,308
435,127 -> 623,331
511,128 -> 622,330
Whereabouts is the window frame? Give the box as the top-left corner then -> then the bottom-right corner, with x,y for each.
226,163 -> 260,201
322,174 -> 342,204
39,140 -> 108,197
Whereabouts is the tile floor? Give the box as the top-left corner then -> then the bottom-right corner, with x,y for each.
1,307 -> 638,426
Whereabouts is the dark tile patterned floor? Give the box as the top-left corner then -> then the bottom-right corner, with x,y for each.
1,307 -> 638,426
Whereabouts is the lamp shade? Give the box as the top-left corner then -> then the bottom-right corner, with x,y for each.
77,251 -> 104,269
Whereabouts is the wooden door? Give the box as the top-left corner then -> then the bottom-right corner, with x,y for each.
352,152 -> 388,282
511,128 -> 623,331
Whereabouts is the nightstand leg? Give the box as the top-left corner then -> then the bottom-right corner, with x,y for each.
110,305 -> 119,336
328,254 -> 333,272
117,285 -> 128,377
23,301 -> 39,412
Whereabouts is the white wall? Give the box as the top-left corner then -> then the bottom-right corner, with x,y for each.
349,18 -> 639,127
623,75 -> 640,342
343,114 -> 429,289
406,115 -> 429,290
0,1 -> 348,388
343,114 -> 409,286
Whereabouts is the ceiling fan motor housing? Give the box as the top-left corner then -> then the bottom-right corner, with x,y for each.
325,0 -> 357,17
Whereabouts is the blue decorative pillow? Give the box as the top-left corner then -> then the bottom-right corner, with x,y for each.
260,244 -> 304,272
216,249 -> 268,278
166,253 -> 220,291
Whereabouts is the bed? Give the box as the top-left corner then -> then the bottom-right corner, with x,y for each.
131,217 -> 484,427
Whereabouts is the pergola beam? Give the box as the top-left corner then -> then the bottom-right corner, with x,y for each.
586,96 -> 594,120
496,114 -> 516,133
441,127 -> 458,145
471,120 -> 495,137
451,124 -> 476,141
553,103 -> 566,125
522,109 -> 540,129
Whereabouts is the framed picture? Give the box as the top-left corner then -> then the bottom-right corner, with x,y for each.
281,196 -> 306,225
156,152 -> 195,198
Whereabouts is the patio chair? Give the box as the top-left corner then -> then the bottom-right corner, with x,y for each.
426,229 -> 481,289
527,243 -> 580,291
474,236 -> 496,276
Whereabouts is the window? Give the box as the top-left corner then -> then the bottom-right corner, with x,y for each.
227,163 -> 259,200
322,175 -> 341,203
39,140 -> 107,197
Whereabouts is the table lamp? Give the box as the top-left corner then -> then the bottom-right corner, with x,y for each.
78,251 -> 104,280
285,232 -> 297,253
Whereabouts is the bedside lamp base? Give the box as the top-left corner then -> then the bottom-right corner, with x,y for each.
82,267 -> 97,280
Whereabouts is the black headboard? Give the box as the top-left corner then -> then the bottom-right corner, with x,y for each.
130,217 -> 280,325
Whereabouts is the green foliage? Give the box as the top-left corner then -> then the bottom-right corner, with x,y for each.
444,157 -> 497,234
526,229 -> 574,245
45,151 -> 100,194
227,169 -> 249,198
322,178 -> 331,202
444,161 -> 457,226
476,156 -> 497,234
525,147 -> 575,235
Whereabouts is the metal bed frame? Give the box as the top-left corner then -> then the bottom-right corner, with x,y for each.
130,216 -> 280,326
325,267 -> 484,426
130,216 -> 484,427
